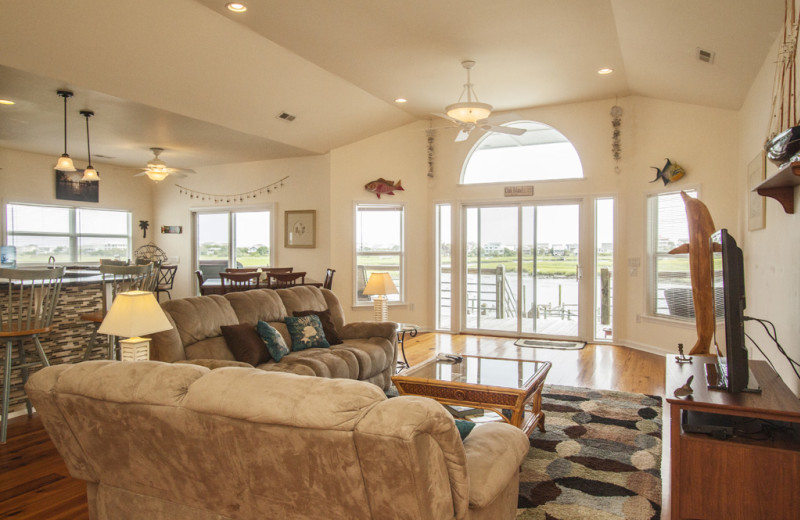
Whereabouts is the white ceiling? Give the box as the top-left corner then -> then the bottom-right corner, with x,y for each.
0,0 -> 784,172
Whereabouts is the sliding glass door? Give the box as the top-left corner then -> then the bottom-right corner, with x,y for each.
463,203 -> 580,337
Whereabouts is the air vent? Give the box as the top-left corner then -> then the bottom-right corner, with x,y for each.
696,48 -> 715,64
276,112 -> 296,122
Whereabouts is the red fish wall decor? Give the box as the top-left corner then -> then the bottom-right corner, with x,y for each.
365,178 -> 404,198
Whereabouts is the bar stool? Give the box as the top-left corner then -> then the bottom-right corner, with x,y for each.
81,263 -> 152,361
0,266 -> 65,443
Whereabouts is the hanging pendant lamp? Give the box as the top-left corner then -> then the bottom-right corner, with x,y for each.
54,90 -> 76,171
80,110 -> 100,182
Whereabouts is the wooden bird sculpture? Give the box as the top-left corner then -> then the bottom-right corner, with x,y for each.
673,375 -> 694,398
668,192 -> 719,355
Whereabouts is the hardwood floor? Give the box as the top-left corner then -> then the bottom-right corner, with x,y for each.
0,333 -> 668,519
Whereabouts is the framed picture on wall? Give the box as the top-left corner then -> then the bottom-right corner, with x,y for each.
55,169 -> 99,203
285,210 -> 316,248
747,151 -> 766,231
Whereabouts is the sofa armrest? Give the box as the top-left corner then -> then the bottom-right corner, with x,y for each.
463,422 -> 530,508
340,321 -> 397,342
175,359 -> 253,370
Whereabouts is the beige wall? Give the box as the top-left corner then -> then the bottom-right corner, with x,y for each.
151,154 -> 331,298
738,29 -> 800,396
0,147 -> 153,252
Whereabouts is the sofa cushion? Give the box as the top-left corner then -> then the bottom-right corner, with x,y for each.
293,309 -> 343,345
455,419 -> 477,440
285,315 -> 330,351
256,321 -> 290,362
220,323 -> 269,365
463,422 -> 530,508
332,338 -> 392,380
224,289 -> 288,324
276,286 -> 328,316
161,295 -> 240,349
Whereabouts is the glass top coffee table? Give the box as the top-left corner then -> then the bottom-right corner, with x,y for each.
392,355 -> 552,435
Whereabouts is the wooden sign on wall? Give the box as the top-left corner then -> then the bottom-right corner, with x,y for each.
504,185 -> 534,197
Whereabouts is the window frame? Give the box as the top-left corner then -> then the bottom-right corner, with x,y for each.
4,202 -> 132,265
646,188 -> 698,321
192,205 -> 275,273
353,202 -> 405,307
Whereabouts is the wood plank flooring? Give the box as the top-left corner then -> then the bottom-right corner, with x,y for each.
0,333 -> 669,519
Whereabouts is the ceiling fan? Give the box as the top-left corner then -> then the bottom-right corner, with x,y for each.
434,60 -> 526,142
135,147 -> 196,182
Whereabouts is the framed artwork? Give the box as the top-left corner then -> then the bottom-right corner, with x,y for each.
747,151 -> 766,231
161,225 -> 183,234
285,210 -> 316,248
55,169 -> 99,203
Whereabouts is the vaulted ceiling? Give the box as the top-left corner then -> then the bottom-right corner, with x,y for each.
0,0 -> 783,173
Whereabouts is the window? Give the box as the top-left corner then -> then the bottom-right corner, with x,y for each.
648,190 -> 696,319
355,204 -> 404,304
461,121 -> 583,184
5,203 -> 131,263
435,203 -> 451,330
194,208 -> 273,280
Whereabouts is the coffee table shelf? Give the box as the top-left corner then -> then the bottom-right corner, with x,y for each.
392,355 -> 551,435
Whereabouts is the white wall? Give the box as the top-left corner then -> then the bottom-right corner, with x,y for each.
738,27 -> 800,396
0,147 -> 153,253
151,154 -> 331,298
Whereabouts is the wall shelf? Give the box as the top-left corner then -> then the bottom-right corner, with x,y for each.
754,161 -> 800,213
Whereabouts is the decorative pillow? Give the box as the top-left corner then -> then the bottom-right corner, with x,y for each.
256,321 -> 290,362
292,309 -> 343,345
284,315 -> 330,351
220,323 -> 270,366
454,419 -> 476,441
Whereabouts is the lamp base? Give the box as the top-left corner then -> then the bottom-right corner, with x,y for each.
119,337 -> 150,361
372,296 -> 388,322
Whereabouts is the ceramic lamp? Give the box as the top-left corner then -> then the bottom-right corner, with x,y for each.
97,290 -> 173,361
362,272 -> 399,321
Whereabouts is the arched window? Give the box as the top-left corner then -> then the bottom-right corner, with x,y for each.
461,121 -> 583,184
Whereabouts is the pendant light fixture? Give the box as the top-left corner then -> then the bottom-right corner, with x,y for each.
54,90 -> 76,171
80,110 -> 100,182
445,60 -> 493,124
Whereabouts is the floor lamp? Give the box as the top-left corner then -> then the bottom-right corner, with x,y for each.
362,272 -> 399,322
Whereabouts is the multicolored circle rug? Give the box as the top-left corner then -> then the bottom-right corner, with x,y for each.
517,385 -> 662,520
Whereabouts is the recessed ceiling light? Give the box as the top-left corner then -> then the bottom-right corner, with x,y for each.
226,2 -> 247,12
0,99 -> 15,105
597,68 -> 614,75
394,98 -> 407,104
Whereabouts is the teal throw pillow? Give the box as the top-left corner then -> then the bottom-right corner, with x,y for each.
284,315 -> 330,351
454,419 -> 476,441
256,321 -> 290,362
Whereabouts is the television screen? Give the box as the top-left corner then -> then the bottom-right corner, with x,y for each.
710,229 -> 756,393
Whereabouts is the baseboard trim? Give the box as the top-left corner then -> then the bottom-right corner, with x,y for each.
619,339 -> 672,356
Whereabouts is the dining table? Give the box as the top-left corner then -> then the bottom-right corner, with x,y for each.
200,277 -> 322,295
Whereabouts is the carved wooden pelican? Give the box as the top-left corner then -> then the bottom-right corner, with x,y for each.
668,192 -> 719,355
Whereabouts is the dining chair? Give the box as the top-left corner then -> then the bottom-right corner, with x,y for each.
323,268 -> 335,290
219,271 -> 261,293
268,271 -> 306,288
225,267 -> 259,273
139,260 -> 161,292
262,267 -> 293,274
81,263 -> 153,361
100,259 -> 130,266
0,266 -> 65,443
155,264 -> 178,301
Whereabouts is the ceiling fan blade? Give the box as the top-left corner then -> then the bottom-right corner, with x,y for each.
454,128 -> 471,142
485,125 -> 526,136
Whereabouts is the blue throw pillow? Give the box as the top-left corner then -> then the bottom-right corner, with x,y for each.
284,315 -> 330,351
256,321 -> 290,362
454,419 -> 476,441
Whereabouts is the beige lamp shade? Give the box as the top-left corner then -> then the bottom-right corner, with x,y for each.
445,102 -> 492,123
98,290 -> 173,338
362,272 -> 399,296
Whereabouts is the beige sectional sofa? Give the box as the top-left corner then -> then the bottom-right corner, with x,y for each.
148,286 -> 397,390
27,361 -> 530,519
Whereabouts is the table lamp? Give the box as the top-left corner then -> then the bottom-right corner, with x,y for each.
97,290 -> 173,361
362,272 -> 399,321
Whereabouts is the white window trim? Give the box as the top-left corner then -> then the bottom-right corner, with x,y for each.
353,202 -> 405,307
191,204 -> 276,271
4,202 -> 132,265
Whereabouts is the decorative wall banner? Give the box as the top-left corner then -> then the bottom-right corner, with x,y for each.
426,128 -> 435,178
176,176 -> 289,203
610,104 -> 622,173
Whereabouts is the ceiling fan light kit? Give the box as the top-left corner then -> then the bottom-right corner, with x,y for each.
136,147 -> 196,182
445,101 -> 492,124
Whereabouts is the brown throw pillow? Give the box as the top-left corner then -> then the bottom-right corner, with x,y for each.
293,309 -> 343,345
220,323 -> 271,365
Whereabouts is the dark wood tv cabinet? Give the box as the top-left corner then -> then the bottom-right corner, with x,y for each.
666,358 -> 800,520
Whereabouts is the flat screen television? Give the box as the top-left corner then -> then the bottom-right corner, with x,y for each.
708,229 -> 760,393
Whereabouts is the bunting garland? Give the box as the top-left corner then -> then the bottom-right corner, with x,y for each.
176,176 -> 289,204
